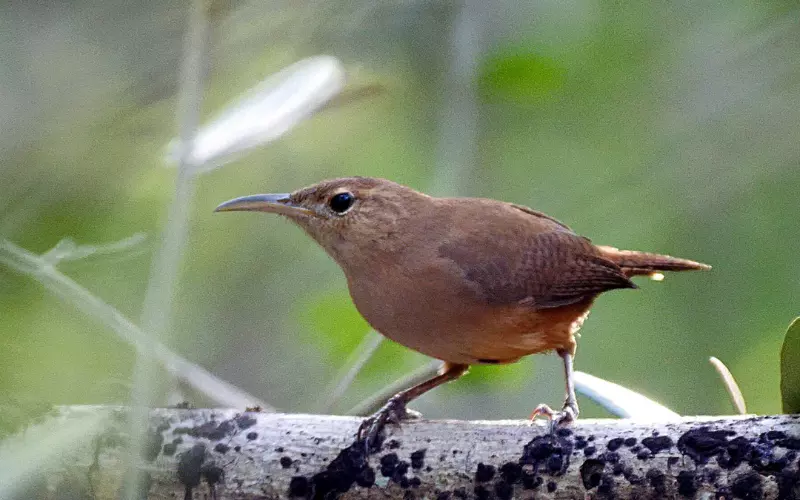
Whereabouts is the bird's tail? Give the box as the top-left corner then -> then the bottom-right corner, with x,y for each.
597,245 -> 711,278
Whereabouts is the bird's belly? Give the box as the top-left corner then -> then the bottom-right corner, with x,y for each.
350,278 -> 593,365
432,304 -> 591,364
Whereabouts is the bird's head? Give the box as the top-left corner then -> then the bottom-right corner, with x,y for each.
215,177 -> 429,264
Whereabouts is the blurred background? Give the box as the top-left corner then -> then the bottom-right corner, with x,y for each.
1,0 -> 799,427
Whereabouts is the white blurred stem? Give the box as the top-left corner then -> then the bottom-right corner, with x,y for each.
125,0 -> 209,497
574,371 -> 680,421
348,360 -> 443,416
430,0 -> 488,197
39,233 -> 147,266
0,239 -> 270,411
318,330 -> 384,413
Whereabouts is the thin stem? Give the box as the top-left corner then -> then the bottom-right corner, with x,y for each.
347,360 -> 442,416
0,239 -> 270,410
318,330 -> 384,413
430,0 -> 488,197
124,1 -> 208,495
709,356 -> 747,415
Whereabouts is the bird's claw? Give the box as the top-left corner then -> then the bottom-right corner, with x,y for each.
357,396 -> 417,453
529,402 -> 577,433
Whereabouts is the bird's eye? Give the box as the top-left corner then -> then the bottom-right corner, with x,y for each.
329,192 -> 355,214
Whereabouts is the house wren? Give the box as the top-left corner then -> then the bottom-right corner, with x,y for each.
216,177 -> 709,448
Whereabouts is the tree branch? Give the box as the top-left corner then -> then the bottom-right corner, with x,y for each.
7,406 -> 800,499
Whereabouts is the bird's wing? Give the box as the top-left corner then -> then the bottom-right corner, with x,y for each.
508,203 -> 574,232
438,227 -> 635,309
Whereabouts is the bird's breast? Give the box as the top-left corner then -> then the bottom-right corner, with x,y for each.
344,261 -> 593,365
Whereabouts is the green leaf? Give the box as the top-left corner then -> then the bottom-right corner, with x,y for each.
478,50 -> 566,103
297,290 -> 370,361
780,317 -> 800,413
458,361 -> 531,390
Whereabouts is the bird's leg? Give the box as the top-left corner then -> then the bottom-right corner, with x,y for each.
358,362 -> 468,453
558,346 -> 579,423
530,345 -> 579,428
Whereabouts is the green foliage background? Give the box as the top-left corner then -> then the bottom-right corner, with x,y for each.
1,0 -> 799,422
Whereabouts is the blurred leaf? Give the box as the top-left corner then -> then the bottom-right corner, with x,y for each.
168,55 -> 346,173
478,50 -> 566,103
298,291 -> 370,361
780,317 -> 800,413
574,371 -> 680,421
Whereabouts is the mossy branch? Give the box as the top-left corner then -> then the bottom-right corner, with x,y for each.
6,406 -> 800,499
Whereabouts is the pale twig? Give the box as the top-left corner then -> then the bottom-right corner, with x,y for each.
574,371 -> 680,421
39,233 -> 147,266
347,360 -> 442,416
709,356 -> 747,415
0,239 -> 270,411
318,330 -> 385,412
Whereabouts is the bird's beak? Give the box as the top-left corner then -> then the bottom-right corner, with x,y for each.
214,193 -> 315,217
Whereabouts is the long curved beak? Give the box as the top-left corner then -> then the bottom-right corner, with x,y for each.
214,193 -> 315,217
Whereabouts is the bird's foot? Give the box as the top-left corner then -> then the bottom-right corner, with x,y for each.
357,396 -> 420,453
529,403 -> 577,433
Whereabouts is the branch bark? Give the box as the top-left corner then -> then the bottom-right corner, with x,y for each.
6,406 -> 800,499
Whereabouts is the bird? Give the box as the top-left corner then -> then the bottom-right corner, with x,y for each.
215,176 -> 710,449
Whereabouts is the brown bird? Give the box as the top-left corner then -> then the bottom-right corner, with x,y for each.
215,177 -> 709,447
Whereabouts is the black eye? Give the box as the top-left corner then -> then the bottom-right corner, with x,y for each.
329,192 -> 354,214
